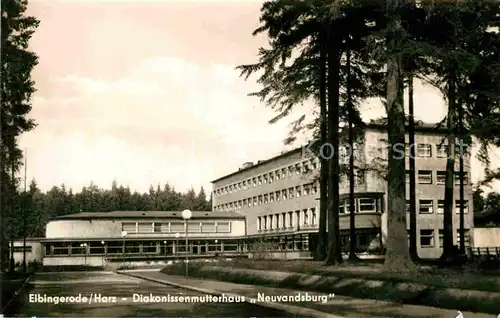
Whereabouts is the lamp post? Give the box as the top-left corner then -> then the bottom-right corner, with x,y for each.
121,231 -> 127,267
175,233 -> 180,262
182,209 -> 192,279
163,240 -> 167,262
80,243 -> 87,269
215,239 -> 218,260
101,241 -> 105,268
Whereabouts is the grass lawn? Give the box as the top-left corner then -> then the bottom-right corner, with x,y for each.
190,259 -> 500,293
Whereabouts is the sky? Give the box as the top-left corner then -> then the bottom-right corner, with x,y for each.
21,0 -> 500,195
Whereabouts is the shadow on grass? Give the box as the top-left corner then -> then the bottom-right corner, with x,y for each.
211,259 -> 500,293
161,263 -> 500,315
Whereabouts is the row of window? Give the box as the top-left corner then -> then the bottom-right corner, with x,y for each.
406,170 -> 469,185
258,208 -> 317,231
214,158 -> 319,197
121,221 -> 231,234
45,240 -> 242,256
406,200 -> 469,214
214,182 -> 319,212
404,143 -> 467,158
419,229 -> 470,248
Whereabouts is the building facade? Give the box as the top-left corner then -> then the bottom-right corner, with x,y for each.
212,123 -> 474,259
39,211 -> 247,266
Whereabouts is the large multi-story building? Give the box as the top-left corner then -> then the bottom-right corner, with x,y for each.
211,122 -> 474,259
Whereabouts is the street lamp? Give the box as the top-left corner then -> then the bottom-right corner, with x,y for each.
215,239 -> 218,260
101,241 -> 105,268
182,209 -> 192,279
174,233 -> 180,262
80,243 -> 87,269
163,240 -> 167,261
121,231 -> 127,267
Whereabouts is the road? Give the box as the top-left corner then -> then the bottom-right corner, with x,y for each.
15,272 -> 301,317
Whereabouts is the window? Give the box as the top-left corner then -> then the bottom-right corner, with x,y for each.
296,186 -> 302,197
258,176 -> 262,185
252,178 -> 257,187
420,229 -> 434,247
137,222 -> 153,233
311,159 -> 318,170
303,161 -> 310,173
455,200 -> 469,214
339,201 -> 345,214
202,222 -> 216,233
418,170 -> 433,184
303,209 -> 308,225
269,193 -> 274,203
437,171 -> 446,185
269,172 -> 274,183
312,182 -> 318,194
419,200 -> 433,214
11,246 -> 32,253
263,174 -> 268,184
262,216 -> 267,230
275,170 -> 281,180
275,214 -> 279,228
122,222 -> 136,233
311,208 -> 317,225
247,199 -> 252,207
303,184 -> 311,195
356,170 -> 365,184
258,195 -> 263,205
359,198 -> 376,212
187,222 -> 201,233
264,194 -> 269,204
282,189 -> 288,200
258,217 -> 262,230
275,191 -> 281,201
253,197 -> 257,206
417,144 -> 432,157
288,166 -> 294,176
269,215 -> 273,230
454,172 -> 468,185
288,212 -> 293,227
288,187 -> 295,198
437,200 -> 445,214
282,168 -> 287,178
243,199 -> 247,207
170,222 -> 184,233
295,210 -> 301,226
281,213 -> 286,228
216,222 -> 231,233
154,223 -> 162,233
437,144 -> 448,158
142,241 -> 157,254
456,229 -> 470,247
243,181 -> 247,189
295,163 -> 301,174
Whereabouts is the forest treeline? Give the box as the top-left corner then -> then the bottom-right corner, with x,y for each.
7,180 -> 212,239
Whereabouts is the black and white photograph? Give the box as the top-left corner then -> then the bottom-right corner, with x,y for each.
1,0 -> 500,317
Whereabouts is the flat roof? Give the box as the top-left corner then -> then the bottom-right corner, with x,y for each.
52,211 -> 245,221
211,121 -> 446,183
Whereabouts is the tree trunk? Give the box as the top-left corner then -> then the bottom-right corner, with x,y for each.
9,162 -> 15,273
325,22 -> 342,265
458,103 -> 465,254
408,76 -> 419,262
347,46 -> 358,262
383,0 -> 416,272
315,30 -> 328,262
441,69 -> 456,262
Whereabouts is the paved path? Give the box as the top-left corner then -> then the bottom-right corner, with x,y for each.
127,270 -> 498,318
15,271 -> 300,317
